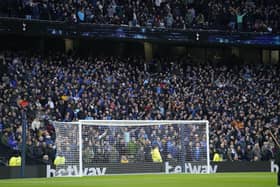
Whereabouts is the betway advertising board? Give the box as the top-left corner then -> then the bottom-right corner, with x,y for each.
46,165 -> 106,177
165,162 -> 218,174
0,161 -> 278,179
46,161 -> 278,177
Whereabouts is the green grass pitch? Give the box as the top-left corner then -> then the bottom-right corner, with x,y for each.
0,172 -> 276,187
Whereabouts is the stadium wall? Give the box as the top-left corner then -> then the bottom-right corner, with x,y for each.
1,161 -> 277,179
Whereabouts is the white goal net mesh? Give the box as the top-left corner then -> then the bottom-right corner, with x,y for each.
51,120 -> 209,177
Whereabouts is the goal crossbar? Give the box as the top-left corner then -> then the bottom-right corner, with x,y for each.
78,120 -> 209,126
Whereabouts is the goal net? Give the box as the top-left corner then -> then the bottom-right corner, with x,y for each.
49,120 -> 210,177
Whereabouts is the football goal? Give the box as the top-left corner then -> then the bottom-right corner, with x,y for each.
49,120 -> 210,177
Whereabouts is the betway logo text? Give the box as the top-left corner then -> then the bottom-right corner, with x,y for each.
47,165 -> 106,177
271,160 -> 279,173
165,162 -> 218,174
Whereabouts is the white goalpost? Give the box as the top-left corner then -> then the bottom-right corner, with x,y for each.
49,120 -> 210,177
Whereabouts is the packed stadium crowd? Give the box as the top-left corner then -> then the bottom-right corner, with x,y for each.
0,51 -> 279,165
0,0 -> 279,32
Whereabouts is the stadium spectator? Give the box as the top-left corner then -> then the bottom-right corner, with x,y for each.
151,145 -> 163,163
213,149 -> 222,162
0,51 -> 279,165
0,0 -> 279,32
8,152 -> 21,167
120,155 -> 129,163
42,154 -> 52,165
193,142 -> 203,161
136,146 -> 145,162
54,155 -> 65,166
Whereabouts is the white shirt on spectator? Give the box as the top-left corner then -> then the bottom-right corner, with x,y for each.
155,0 -> 161,7
48,100 -> 55,109
31,118 -> 41,130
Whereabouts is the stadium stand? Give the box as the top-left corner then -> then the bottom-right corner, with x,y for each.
0,51 -> 279,165
0,0 -> 279,32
